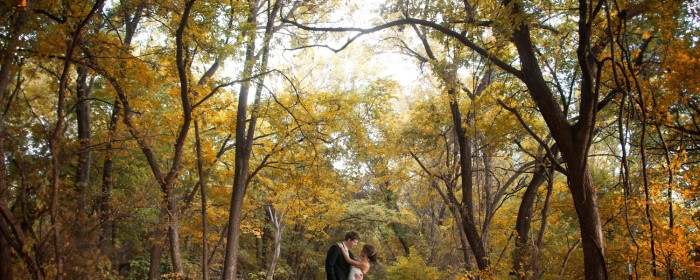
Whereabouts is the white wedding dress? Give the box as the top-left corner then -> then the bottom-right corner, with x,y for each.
348,266 -> 363,280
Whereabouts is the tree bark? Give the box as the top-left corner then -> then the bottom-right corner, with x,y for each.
195,120 -> 209,280
167,186 -> 184,275
266,206 -> 285,280
75,66 -> 92,211
0,219 -> 11,279
148,208 -> 168,280
380,181 -> 410,256
505,0 -> 608,276
566,163 -> 607,279
222,6 -> 259,276
481,151 -> 494,249
512,164 -> 548,278
223,0 -> 283,278
99,101 -> 119,256
448,88 -> 489,270
532,167 -> 554,278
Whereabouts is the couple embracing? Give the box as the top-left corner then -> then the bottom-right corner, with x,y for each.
325,231 -> 378,280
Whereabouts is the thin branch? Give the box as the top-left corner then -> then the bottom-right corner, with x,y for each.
280,17 -> 523,78
192,70 -> 275,109
496,99 -> 567,174
558,238 -> 581,279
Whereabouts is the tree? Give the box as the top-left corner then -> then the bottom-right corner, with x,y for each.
281,0 -> 627,276
0,1 -> 35,279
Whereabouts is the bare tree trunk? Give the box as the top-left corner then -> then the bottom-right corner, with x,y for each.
512,165 -> 548,278
163,2 -> 196,276
453,205 -> 475,270
506,0 -> 608,275
167,187 -> 184,276
67,64 -> 95,279
149,209 -> 168,280
0,220 -> 11,279
100,102 -> 119,256
223,0 -> 283,278
481,151 -> 494,249
266,206 -> 285,280
49,61 -> 67,280
75,66 -> 92,211
532,168 -> 554,278
195,120 -> 209,280
567,163 -> 607,279
50,27 -> 76,280
261,207 -> 272,271
448,89 -> 488,269
0,203 -> 44,279
222,4 -> 259,276
558,238 -> 581,279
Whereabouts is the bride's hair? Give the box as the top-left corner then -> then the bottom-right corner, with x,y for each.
362,244 -> 378,264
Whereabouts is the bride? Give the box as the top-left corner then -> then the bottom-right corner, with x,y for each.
337,242 -> 378,280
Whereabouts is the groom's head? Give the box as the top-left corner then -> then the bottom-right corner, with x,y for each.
344,231 -> 360,249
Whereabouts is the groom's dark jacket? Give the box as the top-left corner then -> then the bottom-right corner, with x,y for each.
325,243 -> 354,280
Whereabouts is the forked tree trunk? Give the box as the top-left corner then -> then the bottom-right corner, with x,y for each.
512,165 -> 548,278
223,0 -> 282,278
448,89 -> 488,270
222,17 -> 258,278
266,206 -> 285,280
505,0 -> 608,275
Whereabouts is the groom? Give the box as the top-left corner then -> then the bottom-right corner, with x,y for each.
325,231 -> 359,280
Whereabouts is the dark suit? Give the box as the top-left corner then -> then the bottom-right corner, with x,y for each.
325,243 -> 354,280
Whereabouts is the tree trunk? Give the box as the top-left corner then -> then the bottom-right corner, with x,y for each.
383,183 -> 410,256
75,66 -> 92,211
262,207 -> 272,270
160,2 -> 197,276
195,120 -> 209,280
149,208 -> 168,280
223,0 -> 283,278
266,206 -> 285,280
99,101 -> 119,257
567,163 -> 607,279
222,8 -> 258,276
448,89 -> 488,270
454,206 -> 475,270
512,165 -> 548,278
167,186 -> 184,276
481,151 -> 494,249
505,0 -> 608,275
51,2 -> 105,278
0,221 -> 11,280
532,170 -> 554,278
